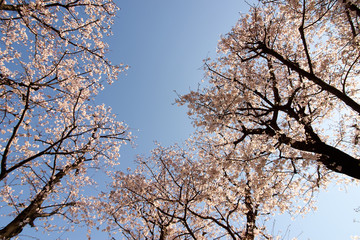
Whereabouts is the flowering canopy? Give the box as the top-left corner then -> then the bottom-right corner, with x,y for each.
179,0 -> 360,180
0,0 -> 130,238
103,135 -> 327,239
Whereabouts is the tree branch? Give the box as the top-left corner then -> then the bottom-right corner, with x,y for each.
258,43 -> 360,114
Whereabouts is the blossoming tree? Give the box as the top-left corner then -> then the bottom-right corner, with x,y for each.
103,135 -> 328,239
0,0 -> 130,238
179,0 -> 360,180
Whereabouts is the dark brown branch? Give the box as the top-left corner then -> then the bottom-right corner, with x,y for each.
345,8 -> 357,37
244,178 -> 257,240
0,124 -> 77,181
258,43 -> 360,115
1,85 -> 31,179
265,128 -> 360,180
345,0 -> 360,18
299,0 -> 314,74
0,156 -> 84,239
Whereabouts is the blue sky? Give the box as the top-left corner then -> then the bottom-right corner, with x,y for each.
94,0 -> 360,239
96,0 -> 251,160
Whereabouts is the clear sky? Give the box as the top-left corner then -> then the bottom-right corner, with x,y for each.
97,0 -> 360,239
17,0 -> 360,239
97,0 -> 252,160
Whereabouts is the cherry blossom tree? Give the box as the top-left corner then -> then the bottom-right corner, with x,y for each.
179,0 -> 360,180
102,136 -> 328,239
0,0 -> 130,238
